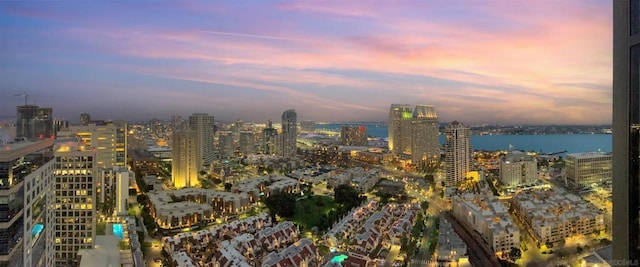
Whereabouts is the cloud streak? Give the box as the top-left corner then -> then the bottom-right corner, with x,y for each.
0,1 -> 612,124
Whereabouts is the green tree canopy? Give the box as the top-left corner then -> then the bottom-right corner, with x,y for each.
264,193 -> 297,221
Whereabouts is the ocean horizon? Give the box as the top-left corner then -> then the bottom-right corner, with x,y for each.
315,123 -> 611,154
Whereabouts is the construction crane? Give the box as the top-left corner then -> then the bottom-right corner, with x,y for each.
14,92 -> 30,106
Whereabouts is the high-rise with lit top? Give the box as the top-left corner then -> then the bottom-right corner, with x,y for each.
388,104 -> 413,154
411,105 -> 440,167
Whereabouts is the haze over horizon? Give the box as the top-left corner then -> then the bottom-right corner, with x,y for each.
0,1 -> 612,125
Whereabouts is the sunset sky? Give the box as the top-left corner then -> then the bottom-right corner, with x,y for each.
0,1 -> 612,124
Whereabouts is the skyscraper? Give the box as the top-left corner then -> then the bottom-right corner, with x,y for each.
388,104 -> 413,154
0,139 -> 56,267
613,1 -> 640,261
280,109 -> 297,158
411,105 -> 440,167
172,131 -> 199,188
238,131 -> 255,155
218,131 -> 234,159
444,121 -> 471,187
16,105 -> 53,140
262,120 -> 278,155
188,113 -> 215,169
53,139 -> 97,266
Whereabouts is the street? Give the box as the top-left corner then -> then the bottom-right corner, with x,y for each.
443,212 -> 501,267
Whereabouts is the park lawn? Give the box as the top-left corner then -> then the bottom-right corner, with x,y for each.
289,195 -> 337,229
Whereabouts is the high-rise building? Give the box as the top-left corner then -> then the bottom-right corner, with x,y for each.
56,121 -> 128,169
499,151 -> 537,188
188,113 -> 215,169
79,113 -> 91,126
0,139 -> 56,267
613,1 -> 640,260
218,131 -> 234,159
172,131 -> 199,188
16,105 -> 53,140
238,131 -> 255,155
232,119 -> 243,142
444,121 -> 471,187
341,126 -> 368,146
388,104 -> 413,154
262,120 -> 278,155
411,105 -> 440,167
280,109 -> 297,158
53,139 -> 97,266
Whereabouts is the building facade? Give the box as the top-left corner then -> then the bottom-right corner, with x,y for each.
411,105 -> 440,167
16,105 -> 53,140
451,193 -> 519,258
613,1 -> 640,260
444,121 -> 471,187
565,152 -> 611,188
57,121 -> 128,169
340,126 -> 368,146
499,151 -> 537,188
188,113 -> 215,169
262,120 -> 278,155
280,109 -> 297,158
238,131 -> 255,155
0,139 -> 56,267
511,188 -> 605,246
388,104 -> 413,154
53,140 -> 97,266
218,131 -> 234,159
172,131 -> 199,189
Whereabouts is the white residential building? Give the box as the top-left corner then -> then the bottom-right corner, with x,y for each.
510,188 -> 605,246
451,193 -> 519,258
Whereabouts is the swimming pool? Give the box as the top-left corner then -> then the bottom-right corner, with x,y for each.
32,224 -> 44,237
113,224 -> 124,239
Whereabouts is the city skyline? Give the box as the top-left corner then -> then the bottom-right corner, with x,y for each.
0,1 -> 611,124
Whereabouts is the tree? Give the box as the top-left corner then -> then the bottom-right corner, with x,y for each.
137,194 -> 149,206
264,193 -> 297,221
334,184 -> 360,208
509,248 -> 522,261
424,174 -> 435,184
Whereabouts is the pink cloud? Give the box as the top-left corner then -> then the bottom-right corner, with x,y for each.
18,0 -> 612,124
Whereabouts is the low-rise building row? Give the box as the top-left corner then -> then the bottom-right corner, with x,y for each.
510,188 -> 605,246
162,213 -> 320,267
148,188 -> 252,230
436,217 -> 469,266
451,193 -> 520,259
